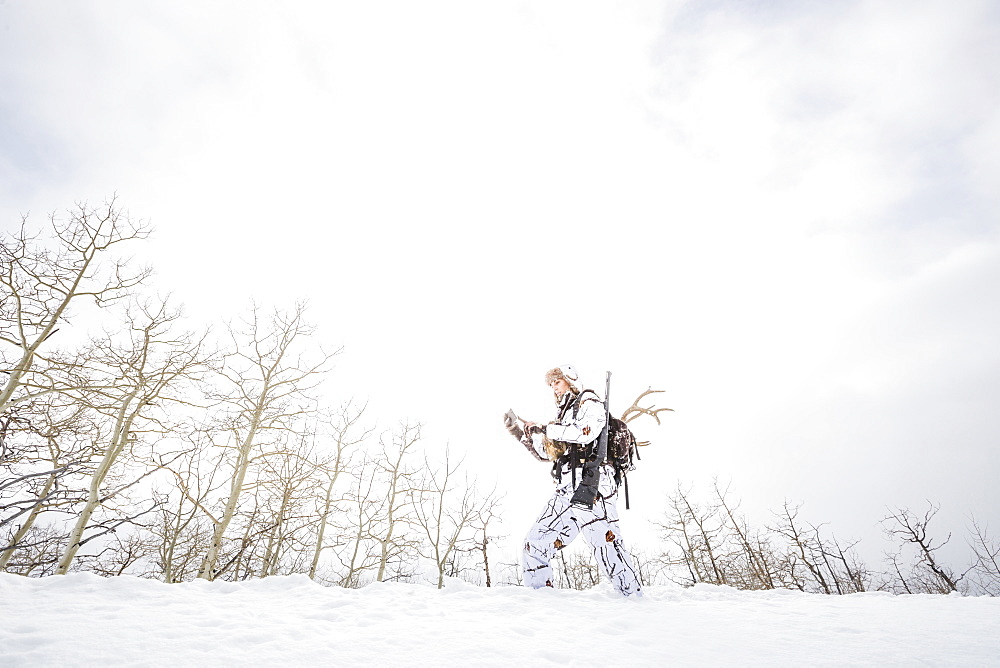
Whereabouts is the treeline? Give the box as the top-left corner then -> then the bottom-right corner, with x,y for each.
3,200 -> 997,596
545,481 -> 1000,597
0,200 -> 501,586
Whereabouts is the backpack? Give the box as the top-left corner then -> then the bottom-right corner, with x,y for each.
606,415 -> 639,483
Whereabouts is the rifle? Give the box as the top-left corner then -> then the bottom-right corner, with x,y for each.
569,371 -> 610,510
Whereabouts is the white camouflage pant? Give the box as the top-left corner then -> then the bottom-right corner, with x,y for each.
521,468 -> 642,597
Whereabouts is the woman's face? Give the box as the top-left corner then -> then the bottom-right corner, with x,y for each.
549,377 -> 571,399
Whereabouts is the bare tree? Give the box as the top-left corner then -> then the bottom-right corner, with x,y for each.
712,480 -> 780,590
308,401 -> 370,581
654,482 -> 730,586
372,422 -> 422,583
822,532 -> 871,594
414,446 -> 500,589
554,547 -> 603,590
967,517 -> 1000,596
0,398 -> 96,571
773,501 -> 833,593
471,491 -> 504,588
79,528 -> 159,578
651,482 -> 873,594
768,502 -> 870,594
2,199 -> 151,572
151,492 -> 214,583
331,456 -> 384,588
0,198 -> 151,417
882,503 -> 966,594
327,422 -> 424,586
55,299 -> 208,574
149,429 -> 227,582
1,523 -> 65,575
196,304 -> 336,580
254,429 -> 327,578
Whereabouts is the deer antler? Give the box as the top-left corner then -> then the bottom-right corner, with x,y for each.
620,388 -> 673,446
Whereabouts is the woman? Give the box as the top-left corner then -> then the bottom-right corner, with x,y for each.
517,364 -> 642,597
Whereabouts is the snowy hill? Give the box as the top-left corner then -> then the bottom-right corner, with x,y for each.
2,574 -> 998,666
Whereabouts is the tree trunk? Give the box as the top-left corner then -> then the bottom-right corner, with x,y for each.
309,477 -> 336,580
0,472 -> 56,571
56,402 -> 138,575
482,531 -> 491,587
196,426 -> 256,580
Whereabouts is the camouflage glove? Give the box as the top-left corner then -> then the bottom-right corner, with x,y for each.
503,409 -> 524,440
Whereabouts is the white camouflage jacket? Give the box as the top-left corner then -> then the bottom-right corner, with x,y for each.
526,390 -> 609,483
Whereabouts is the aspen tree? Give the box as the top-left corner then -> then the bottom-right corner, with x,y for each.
196,305 -> 335,580
55,300 -> 206,574
308,401 -> 370,580
0,198 -> 150,417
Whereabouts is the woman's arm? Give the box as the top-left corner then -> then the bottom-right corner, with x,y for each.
546,393 -> 606,445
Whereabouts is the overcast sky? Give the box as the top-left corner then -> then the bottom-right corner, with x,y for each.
2,0 -> 999,561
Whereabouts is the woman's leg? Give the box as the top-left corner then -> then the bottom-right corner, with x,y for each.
521,488 -> 580,588
580,486 -> 643,596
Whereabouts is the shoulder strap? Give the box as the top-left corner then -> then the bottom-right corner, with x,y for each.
571,389 -> 601,419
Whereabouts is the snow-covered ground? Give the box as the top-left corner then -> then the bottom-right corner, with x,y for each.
2,573 -> 998,666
